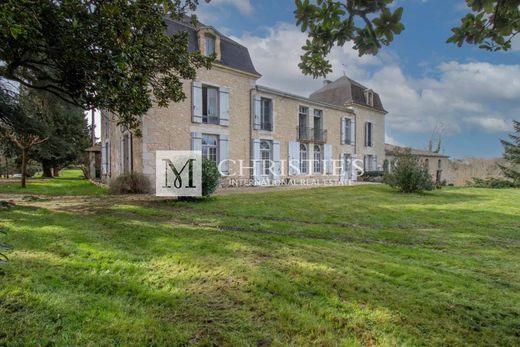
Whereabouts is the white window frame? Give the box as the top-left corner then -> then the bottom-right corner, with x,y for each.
202,85 -> 220,124
300,143 -> 308,174
313,145 -> 322,174
202,133 -> 219,164
260,98 -> 273,131
205,34 -> 216,57
260,140 -> 272,176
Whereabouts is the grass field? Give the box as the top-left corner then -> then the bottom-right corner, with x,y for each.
0,170 -> 106,196
0,172 -> 519,346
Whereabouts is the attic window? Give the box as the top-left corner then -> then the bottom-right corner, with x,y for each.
205,34 -> 216,57
365,90 -> 374,107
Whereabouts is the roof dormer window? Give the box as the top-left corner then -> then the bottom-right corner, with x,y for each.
205,34 -> 216,57
364,89 -> 374,107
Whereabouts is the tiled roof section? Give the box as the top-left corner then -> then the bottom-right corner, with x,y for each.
309,76 -> 386,112
385,144 -> 449,158
164,17 -> 260,77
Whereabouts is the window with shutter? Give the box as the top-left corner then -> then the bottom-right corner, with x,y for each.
202,86 -> 219,124
365,122 -> 373,147
260,98 -> 273,131
202,134 -> 219,164
300,144 -> 308,174
345,118 -> 352,145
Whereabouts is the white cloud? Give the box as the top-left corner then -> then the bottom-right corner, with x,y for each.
233,23 -> 380,96
232,22 -> 520,137
463,116 -> 512,133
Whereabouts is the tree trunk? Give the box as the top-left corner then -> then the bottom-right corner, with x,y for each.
42,162 -> 53,178
21,148 -> 28,188
5,157 -> 8,178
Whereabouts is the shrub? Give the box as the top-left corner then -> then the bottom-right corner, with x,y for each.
361,170 -> 385,183
467,177 -> 519,189
383,149 -> 434,193
110,172 -> 151,194
201,158 -> 220,197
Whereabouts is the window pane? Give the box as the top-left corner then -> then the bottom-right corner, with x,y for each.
300,144 -> 307,174
205,35 -> 215,56
260,98 -> 272,131
313,145 -> 321,173
202,134 -> 219,164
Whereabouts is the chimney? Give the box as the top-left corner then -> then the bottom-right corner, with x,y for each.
323,80 -> 332,86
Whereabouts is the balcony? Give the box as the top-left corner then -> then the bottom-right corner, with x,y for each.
297,126 -> 313,142
313,128 -> 327,144
296,127 -> 328,143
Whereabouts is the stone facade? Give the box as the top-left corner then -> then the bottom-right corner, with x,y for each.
384,144 -> 450,184
100,20 -> 388,192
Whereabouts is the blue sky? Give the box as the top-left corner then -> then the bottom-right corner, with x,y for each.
195,0 -> 520,159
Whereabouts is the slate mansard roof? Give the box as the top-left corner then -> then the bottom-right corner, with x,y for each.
309,76 -> 386,113
165,17 -> 261,77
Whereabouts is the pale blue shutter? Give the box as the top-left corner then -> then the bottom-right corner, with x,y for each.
252,139 -> 262,185
219,135 -> 229,175
288,141 -> 300,176
272,141 -> 281,181
324,144 -> 332,174
351,119 -> 356,147
253,96 -> 261,129
107,141 -> 111,176
191,132 -> 202,151
192,81 -> 203,123
101,143 -> 107,175
219,87 -> 230,126
340,118 -> 346,145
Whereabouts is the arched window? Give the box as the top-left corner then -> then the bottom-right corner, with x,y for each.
425,158 -> 429,168
313,145 -> 321,173
260,141 -> 271,176
438,159 -> 442,169
300,144 -> 308,174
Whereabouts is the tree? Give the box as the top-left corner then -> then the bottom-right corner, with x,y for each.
499,120 -> 520,183
0,88 -> 48,188
27,91 -> 90,177
294,0 -> 520,77
0,0 -> 213,133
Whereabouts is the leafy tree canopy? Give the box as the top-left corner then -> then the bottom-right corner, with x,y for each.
294,0 -> 520,78
0,0 -> 213,133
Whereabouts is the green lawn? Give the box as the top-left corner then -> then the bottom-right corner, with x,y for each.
0,169 -> 107,196
0,175 -> 519,346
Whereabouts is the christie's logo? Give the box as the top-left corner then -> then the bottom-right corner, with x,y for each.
156,151 -> 202,197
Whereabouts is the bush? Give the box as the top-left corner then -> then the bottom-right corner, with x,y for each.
201,158 -> 220,197
383,149 -> 434,193
110,172 -> 151,194
467,177 -> 519,189
361,170 -> 385,183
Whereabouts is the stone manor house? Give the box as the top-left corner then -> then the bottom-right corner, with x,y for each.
100,18 -> 387,191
